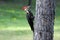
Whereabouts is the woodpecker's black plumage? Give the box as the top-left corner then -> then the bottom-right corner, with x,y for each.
26,10 -> 34,32
22,0 -> 34,32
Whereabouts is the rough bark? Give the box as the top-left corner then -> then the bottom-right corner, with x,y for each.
34,0 -> 55,40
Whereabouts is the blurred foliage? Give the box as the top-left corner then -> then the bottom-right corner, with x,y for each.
0,0 -> 60,40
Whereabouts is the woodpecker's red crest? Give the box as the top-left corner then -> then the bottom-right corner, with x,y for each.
22,6 -> 28,10
22,6 -> 30,13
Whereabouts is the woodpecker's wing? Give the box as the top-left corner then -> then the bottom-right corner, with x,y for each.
26,10 -> 34,32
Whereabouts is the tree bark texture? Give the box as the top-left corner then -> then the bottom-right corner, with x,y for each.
34,0 -> 55,40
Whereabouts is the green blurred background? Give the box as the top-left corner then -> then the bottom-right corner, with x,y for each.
0,0 -> 60,40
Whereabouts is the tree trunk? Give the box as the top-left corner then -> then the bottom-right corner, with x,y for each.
34,0 -> 55,40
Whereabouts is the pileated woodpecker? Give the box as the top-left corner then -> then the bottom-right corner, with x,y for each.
22,6 -> 34,32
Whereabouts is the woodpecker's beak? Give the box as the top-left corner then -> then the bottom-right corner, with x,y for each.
24,8 -> 29,13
